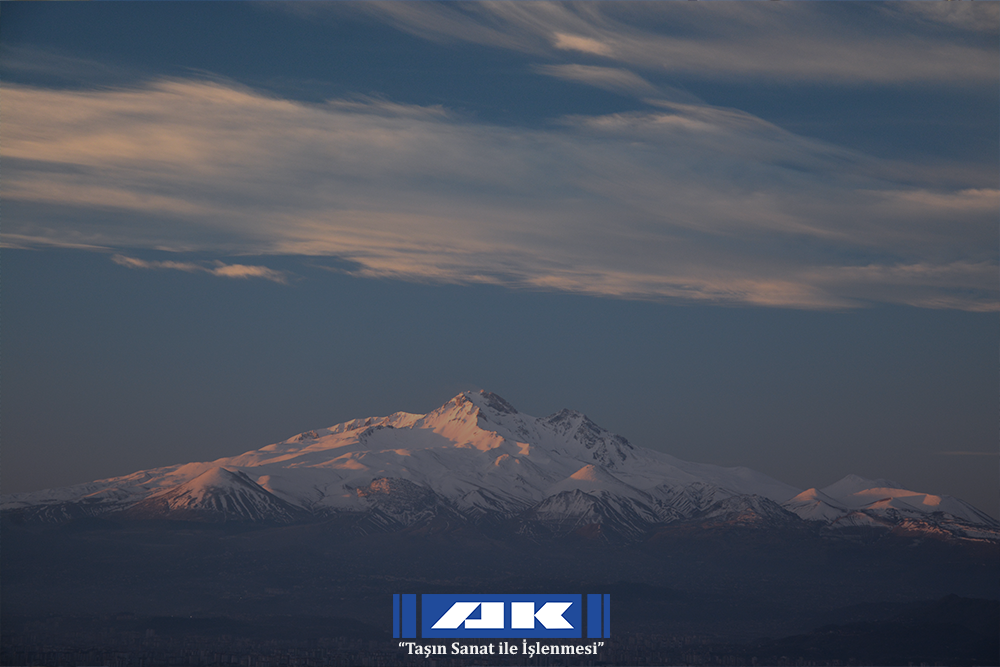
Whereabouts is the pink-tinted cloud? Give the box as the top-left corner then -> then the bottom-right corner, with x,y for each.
112,254 -> 287,284
3,77 -> 995,310
338,2 -> 998,85
552,32 -> 613,57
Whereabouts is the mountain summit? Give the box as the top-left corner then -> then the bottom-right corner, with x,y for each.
3,391 -> 996,542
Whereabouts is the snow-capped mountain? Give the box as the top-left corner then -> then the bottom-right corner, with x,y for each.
3,391 -> 996,543
786,473 -> 994,525
123,467 -> 306,523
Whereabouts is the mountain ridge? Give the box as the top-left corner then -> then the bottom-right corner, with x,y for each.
3,390 -> 996,543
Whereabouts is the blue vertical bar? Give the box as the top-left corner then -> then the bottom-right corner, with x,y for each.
392,594 -> 400,638
402,594 -> 417,639
603,594 -> 611,638
587,594 -> 602,638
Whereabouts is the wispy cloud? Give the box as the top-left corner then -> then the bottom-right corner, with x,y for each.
552,32 -> 614,57
533,64 -> 659,97
337,2 -> 998,85
0,44 -> 146,87
2,77 -> 996,310
0,234 -> 110,252
112,254 -> 287,284
884,3 -> 1000,34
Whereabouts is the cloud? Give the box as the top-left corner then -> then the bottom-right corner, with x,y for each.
884,3 -> 1000,34
112,254 -> 287,284
208,262 -> 287,282
552,32 -> 614,56
817,261 -> 1000,313
0,234 -> 110,252
336,2 -> 998,85
0,44 -> 145,87
533,64 -> 659,96
2,77 -> 996,311
289,1 -> 543,54
112,255 -> 202,272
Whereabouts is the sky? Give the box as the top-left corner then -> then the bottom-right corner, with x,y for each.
1,2 -> 998,518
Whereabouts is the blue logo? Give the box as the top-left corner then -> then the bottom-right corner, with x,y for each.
392,593 -> 610,639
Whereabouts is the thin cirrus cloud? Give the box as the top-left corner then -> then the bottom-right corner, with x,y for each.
532,64 -> 705,107
339,2 -> 998,85
552,32 -> 614,57
532,64 -> 660,97
1,75 -> 996,311
112,255 -> 287,284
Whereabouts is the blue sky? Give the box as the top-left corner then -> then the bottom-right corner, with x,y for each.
2,2 -> 997,516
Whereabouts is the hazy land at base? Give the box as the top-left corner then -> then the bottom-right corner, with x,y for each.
3,603 -> 997,667
2,517 -> 997,666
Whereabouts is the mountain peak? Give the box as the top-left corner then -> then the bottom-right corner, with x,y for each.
821,474 -> 902,501
425,391 -> 520,425
125,466 -> 303,523
461,390 -> 519,415
174,466 -> 255,496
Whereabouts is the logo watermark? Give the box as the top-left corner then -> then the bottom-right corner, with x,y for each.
392,593 -> 610,640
